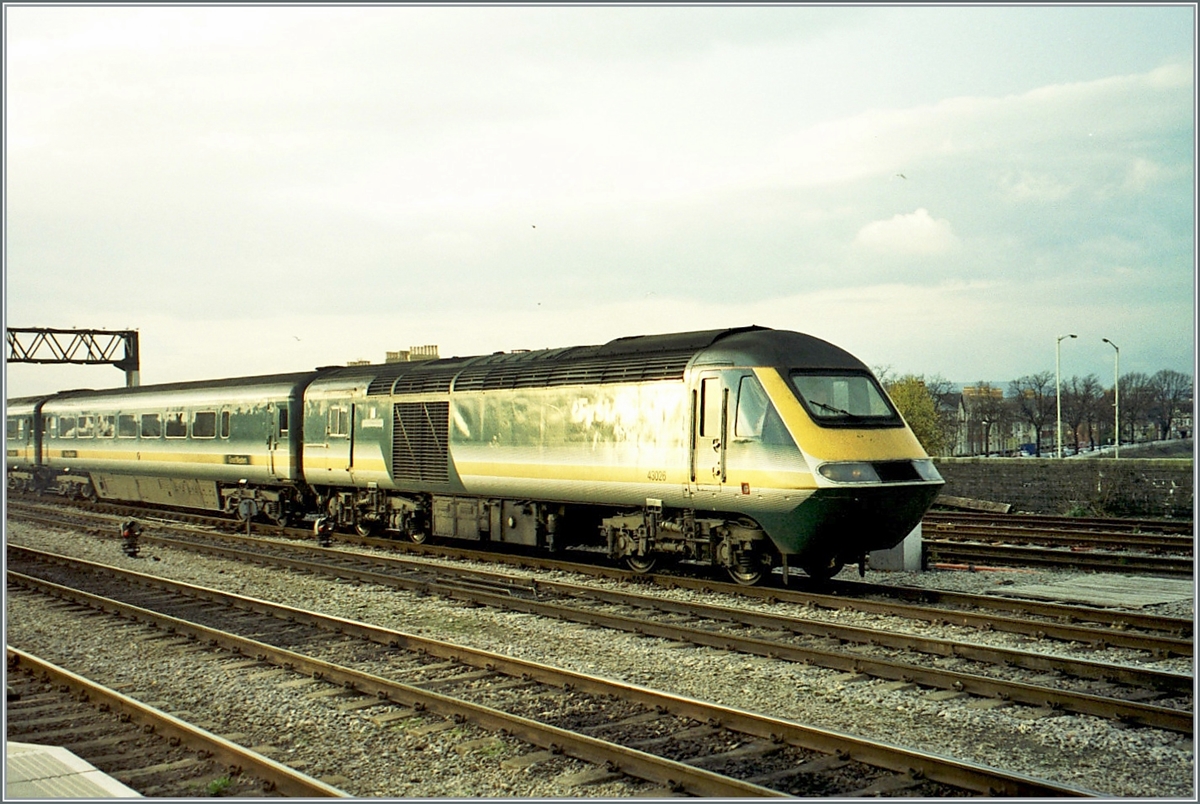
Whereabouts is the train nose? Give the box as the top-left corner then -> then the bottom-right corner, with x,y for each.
768,479 -> 943,565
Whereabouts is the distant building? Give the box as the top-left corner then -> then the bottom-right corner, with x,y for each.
346,359 -> 372,366
386,345 -> 439,364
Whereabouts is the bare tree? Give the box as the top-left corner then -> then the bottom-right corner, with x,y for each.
923,374 -> 960,454
1117,371 -> 1154,444
1080,375 -> 1104,451
965,382 -> 1009,456
1148,369 -> 1192,440
1009,371 -> 1055,456
1061,375 -> 1101,454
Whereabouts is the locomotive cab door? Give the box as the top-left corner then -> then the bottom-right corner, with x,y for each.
690,372 -> 728,496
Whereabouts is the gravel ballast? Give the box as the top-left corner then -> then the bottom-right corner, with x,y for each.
5,520 -> 1194,797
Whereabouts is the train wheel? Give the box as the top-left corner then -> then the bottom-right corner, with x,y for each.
626,555 -> 657,574
727,566 -> 763,586
407,528 -> 428,545
79,483 -> 98,502
355,520 -> 380,537
802,556 -> 844,581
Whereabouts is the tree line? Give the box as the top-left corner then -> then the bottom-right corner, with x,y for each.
879,369 -> 1193,458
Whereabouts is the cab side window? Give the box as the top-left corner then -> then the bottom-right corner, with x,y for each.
734,376 -> 768,439
735,374 -> 793,447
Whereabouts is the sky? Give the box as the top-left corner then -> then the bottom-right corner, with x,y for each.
4,4 -> 1195,399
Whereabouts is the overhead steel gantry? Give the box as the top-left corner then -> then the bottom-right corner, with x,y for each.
6,328 -> 140,387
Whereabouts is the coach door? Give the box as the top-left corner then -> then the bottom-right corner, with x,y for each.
691,372 -> 728,496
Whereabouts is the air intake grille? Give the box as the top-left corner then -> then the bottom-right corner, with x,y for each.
452,352 -> 692,391
392,402 -> 449,484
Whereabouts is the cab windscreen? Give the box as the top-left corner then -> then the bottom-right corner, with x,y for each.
790,371 -> 901,427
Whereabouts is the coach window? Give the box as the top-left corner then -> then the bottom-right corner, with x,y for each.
99,415 -> 115,438
192,411 -> 216,439
78,415 -> 95,438
118,414 -> 139,438
279,407 -> 289,436
165,412 -> 187,439
329,406 -> 349,437
58,416 -> 77,438
141,413 -> 162,438
220,411 -> 231,439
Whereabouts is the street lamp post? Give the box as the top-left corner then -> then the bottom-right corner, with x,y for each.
1056,334 -> 1077,458
1103,338 -> 1120,458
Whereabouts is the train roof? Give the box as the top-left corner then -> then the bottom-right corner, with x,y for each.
5,329 -> 870,407
323,327 -> 868,396
10,372 -> 321,406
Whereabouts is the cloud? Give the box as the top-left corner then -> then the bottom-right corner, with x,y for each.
853,208 -> 959,256
998,171 -> 1074,202
767,61 -> 1192,192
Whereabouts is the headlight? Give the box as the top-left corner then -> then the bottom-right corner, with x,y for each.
817,462 -> 880,483
911,459 -> 943,482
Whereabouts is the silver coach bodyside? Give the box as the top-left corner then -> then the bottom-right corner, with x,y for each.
39,373 -> 315,508
6,396 -> 46,486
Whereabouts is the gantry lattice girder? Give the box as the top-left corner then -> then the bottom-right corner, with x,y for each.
6,328 -> 140,387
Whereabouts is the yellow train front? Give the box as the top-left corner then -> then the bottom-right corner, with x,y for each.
305,326 -> 943,584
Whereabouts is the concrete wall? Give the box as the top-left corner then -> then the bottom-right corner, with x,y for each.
932,458 -> 1194,519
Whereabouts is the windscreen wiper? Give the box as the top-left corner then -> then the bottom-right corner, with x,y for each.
810,401 -> 859,418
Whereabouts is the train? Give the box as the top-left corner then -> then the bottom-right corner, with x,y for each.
6,326 -> 943,584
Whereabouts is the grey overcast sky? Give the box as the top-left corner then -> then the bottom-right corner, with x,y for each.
4,4 -> 1195,398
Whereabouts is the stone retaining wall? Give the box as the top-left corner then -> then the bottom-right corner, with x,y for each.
931,458 -> 1194,519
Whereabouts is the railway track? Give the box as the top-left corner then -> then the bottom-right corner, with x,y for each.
9,503 -> 1192,711
9,519 -> 1193,736
5,549 -> 1098,797
5,647 -> 346,797
12,499 -> 1190,650
924,541 -> 1194,576
9,497 -> 1194,639
10,492 -> 1195,582
925,510 -> 1193,536
925,522 -> 1192,554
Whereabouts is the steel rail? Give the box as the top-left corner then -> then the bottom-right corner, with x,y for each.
819,578 -> 1192,638
925,510 -> 1193,535
924,523 -> 1192,553
119,530 -> 1193,692
6,554 -> 1099,797
133,525 -> 1196,658
4,646 -> 349,798
423,587 -> 1194,734
7,567 -> 779,799
925,541 -> 1195,576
